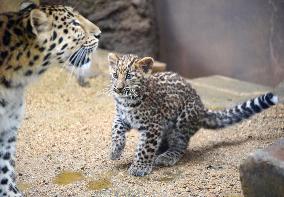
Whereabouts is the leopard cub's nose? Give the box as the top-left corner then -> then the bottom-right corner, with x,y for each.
115,87 -> 124,93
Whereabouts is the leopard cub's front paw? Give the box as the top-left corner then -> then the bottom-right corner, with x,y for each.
128,163 -> 153,177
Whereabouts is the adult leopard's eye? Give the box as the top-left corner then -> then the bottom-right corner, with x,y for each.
71,19 -> 80,26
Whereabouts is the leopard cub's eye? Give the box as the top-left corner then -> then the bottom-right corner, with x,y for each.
113,73 -> 118,78
126,73 -> 132,79
71,19 -> 80,26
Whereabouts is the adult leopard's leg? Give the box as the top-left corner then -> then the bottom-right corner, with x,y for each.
0,96 -> 24,197
0,127 -> 21,196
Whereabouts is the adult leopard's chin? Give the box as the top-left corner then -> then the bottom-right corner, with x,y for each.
64,45 -> 97,80
68,40 -> 99,67
68,47 -> 95,68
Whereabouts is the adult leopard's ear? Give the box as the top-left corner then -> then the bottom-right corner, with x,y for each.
30,8 -> 51,35
20,0 -> 38,11
137,57 -> 154,74
108,53 -> 119,69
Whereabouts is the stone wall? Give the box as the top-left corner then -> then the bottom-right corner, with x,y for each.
41,0 -> 159,58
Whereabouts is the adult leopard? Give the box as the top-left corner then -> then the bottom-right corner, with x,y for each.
0,2 -> 101,196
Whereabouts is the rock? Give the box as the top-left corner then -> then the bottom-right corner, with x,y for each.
239,138 -> 284,197
41,0 -> 158,58
152,61 -> 166,73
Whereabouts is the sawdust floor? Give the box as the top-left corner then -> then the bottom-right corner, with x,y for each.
17,67 -> 284,197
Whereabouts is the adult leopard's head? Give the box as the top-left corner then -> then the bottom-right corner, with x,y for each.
108,53 -> 154,98
0,1 -> 101,87
28,2 -> 101,67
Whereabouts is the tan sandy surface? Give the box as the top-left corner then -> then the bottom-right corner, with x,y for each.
16,66 -> 284,197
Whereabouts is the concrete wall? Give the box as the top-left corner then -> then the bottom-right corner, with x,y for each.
155,0 -> 284,86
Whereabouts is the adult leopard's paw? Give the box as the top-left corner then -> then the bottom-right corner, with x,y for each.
128,163 -> 152,176
0,184 -> 23,197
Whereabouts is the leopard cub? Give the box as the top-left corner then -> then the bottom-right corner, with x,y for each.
108,53 -> 278,176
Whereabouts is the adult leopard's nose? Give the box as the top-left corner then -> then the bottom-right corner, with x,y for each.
94,32 -> 101,39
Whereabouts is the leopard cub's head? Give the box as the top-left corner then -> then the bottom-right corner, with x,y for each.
108,53 -> 154,98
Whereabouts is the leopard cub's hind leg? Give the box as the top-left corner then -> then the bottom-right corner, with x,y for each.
154,129 -> 191,166
155,111 -> 198,166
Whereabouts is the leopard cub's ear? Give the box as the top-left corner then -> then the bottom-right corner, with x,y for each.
137,57 -> 154,74
108,53 -> 119,69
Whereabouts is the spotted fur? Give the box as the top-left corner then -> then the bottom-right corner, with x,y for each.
108,53 -> 278,176
0,2 -> 100,196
